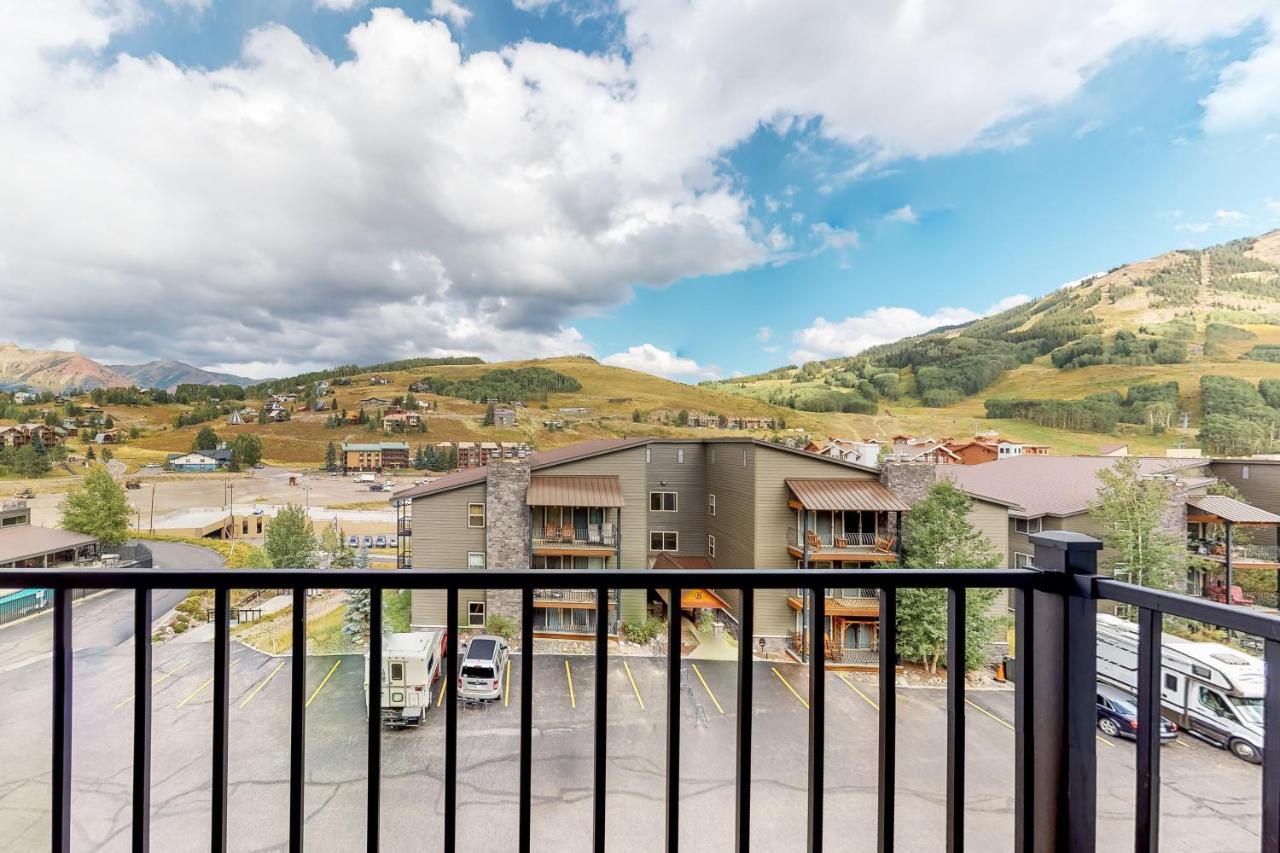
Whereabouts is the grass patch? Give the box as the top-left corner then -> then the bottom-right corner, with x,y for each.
233,598 -> 354,655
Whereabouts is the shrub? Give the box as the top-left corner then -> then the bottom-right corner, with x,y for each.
622,617 -> 666,645
485,614 -> 518,643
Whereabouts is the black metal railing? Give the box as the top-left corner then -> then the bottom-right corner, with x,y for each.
3,530 -> 1279,852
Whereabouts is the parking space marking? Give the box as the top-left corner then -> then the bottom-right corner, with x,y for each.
565,660 -> 577,710
965,698 -> 1012,730
504,662 -> 511,707
239,661 -> 286,709
437,679 -> 446,708
623,661 -> 645,711
771,667 -> 808,710
176,658 -> 242,709
114,660 -> 191,711
691,664 -> 723,715
306,660 -> 341,708
837,674 -> 878,711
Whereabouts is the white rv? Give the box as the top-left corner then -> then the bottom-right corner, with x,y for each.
1096,613 -> 1266,763
353,473 -> 377,484
364,630 -> 445,728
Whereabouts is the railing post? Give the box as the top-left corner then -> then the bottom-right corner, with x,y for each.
1029,531 -> 1101,853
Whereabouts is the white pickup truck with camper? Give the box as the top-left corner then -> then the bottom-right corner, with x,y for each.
1096,613 -> 1266,763
353,473 -> 376,484
364,630 -> 445,728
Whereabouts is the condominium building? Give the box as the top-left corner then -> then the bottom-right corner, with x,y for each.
341,441 -> 410,472
394,437 -> 1013,661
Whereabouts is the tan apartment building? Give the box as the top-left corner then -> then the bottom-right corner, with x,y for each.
943,455 -> 1280,605
394,437 -> 1013,661
341,441 -> 410,472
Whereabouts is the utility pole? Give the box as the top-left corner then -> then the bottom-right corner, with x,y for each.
148,482 -> 156,535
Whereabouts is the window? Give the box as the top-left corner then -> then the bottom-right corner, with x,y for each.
646,446 -> 651,463
650,491 -> 677,512
650,531 -> 678,551
468,503 -> 486,528
1013,552 -> 1033,569
742,448 -> 748,466
1164,673 -> 1177,691
1242,465 -> 1250,480
707,534 -> 716,558
709,447 -> 715,464
708,494 -> 716,516
1014,517 -> 1043,535
468,601 -> 486,627
389,662 -> 404,683
677,447 -> 685,463
467,551 -> 486,570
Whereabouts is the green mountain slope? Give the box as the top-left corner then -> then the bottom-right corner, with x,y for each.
706,230 -> 1280,452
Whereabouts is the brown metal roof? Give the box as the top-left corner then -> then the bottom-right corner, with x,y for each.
785,479 -> 911,512
0,525 -> 97,565
527,475 -> 626,507
1186,495 -> 1280,524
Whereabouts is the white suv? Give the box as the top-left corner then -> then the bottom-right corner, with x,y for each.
458,635 -> 509,701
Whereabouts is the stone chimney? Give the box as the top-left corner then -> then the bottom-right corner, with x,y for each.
879,461 -> 938,507
485,459 -> 532,570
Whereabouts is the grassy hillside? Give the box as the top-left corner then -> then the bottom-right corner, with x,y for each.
708,230 -> 1280,453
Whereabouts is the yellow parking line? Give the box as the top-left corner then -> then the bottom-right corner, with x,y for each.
565,660 -> 577,710
691,664 -> 723,715
239,661 -> 286,709
437,678 -> 446,707
306,660 -> 342,708
176,659 -> 241,708
114,660 -> 191,710
1097,735 -> 1115,749
965,698 -> 1012,731
771,666 -> 808,710
623,660 -> 645,711
504,662 -> 511,708
838,673 -> 879,711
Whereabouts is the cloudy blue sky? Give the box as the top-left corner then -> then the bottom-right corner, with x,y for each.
4,1 -> 1280,381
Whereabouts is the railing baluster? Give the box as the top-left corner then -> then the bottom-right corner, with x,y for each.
946,588 -> 966,853
666,587 -> 681,853
290,587 -> 307,852
367,587 -> 382,853
133,589 -> 153,853
52,587 -> 72,853
734,588 -> 753,853
878,587 -> 896,853
1263,638 -> 1280,849
807,586 -> 825,853
519,587 -> 534,853
1135,607 -> 1161,853
444,587 -> 458,853
593,585 -> 609,853
211,588 -> 229,853
1013,586 -> 1034,853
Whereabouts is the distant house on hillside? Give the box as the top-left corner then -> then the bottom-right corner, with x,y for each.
382,412 -> 422,433
341,441 -> 409,472
492,407 -> 517,427
92,428 -> 121,445
226,410 -> 245,425
0,423 -> 64,449
166,449 -> 232,472
1099,443 -> 1129,456
11,391 -> 35,405
360,397 -> 392,407
368,375 -> 389,386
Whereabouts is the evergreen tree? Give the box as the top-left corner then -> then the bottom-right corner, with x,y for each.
424,445 -> 441,471
325,441 -> 338,472
676,409 -> 688,426
230,434 -> 263,468
86,445 -> 96,461
632,408 -> 642,423
192,426 -> 219,452
258,407 -> 268,425
60,465 -> 132,545
413,447 -> 427,470
263,504 -> 319,568
895,481 -> 1002,674
483,403 -> 495,426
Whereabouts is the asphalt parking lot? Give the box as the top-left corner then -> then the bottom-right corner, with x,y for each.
0,621 -> 1268,853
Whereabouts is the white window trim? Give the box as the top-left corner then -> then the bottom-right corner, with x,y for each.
467,503 -> 486,528
467,600 -> 486,627
649,491 -> 678,512
467,551 -> 486,570
650,530 -> 679,552
707,534 -> 716,558
1013,552 -> 1033,569
645,446 -> 651,463
677,447 -> 685,463
708,493 -> 716,516
1014,516 -> 1042,535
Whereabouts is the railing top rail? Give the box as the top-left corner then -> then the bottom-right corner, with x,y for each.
0,566 -> 1040,590
1095,577 -> 1280,641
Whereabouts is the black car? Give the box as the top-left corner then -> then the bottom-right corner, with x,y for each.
1097,684 -> 1178,742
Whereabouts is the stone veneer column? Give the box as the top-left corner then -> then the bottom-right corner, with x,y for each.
485,460 -> 531,624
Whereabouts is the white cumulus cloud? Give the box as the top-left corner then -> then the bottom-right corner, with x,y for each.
790,296 -> 1029,362
314,0 -> 368,10
430,0 -> 472,27
755,326 -> 773,343
1202,21 -> 1280,133
602,344 -> 720,382
883,204 -> 918,224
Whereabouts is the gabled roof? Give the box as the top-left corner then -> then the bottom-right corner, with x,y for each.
1186,495 -> 1280,525
786,479 -> 911,512
943,455 -> 1210,518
